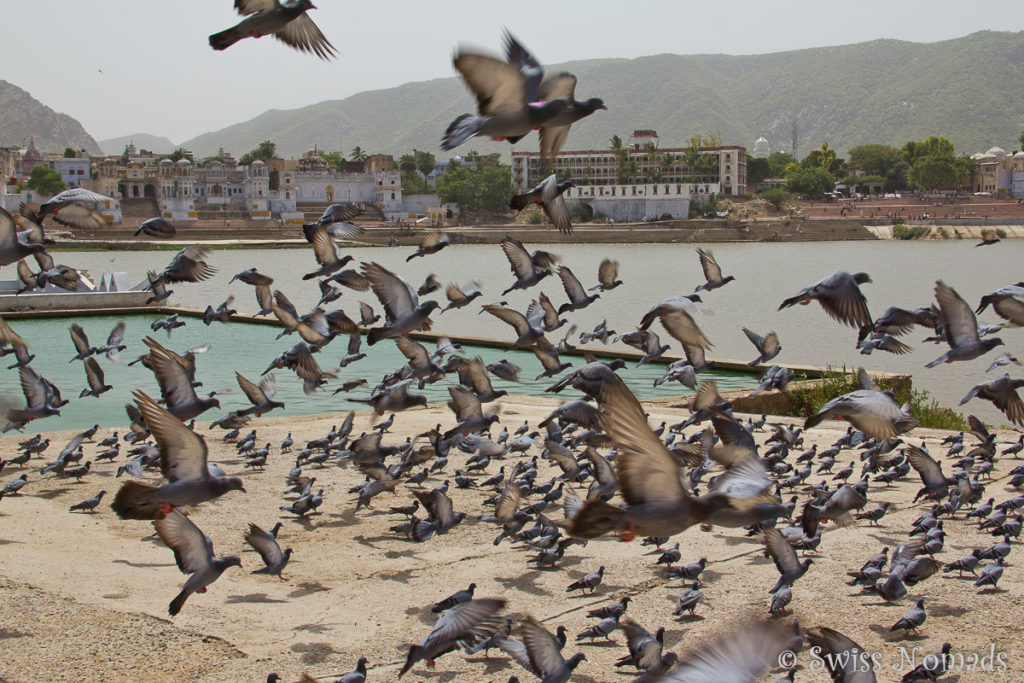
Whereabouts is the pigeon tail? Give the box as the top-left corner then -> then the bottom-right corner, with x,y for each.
168,589 -> 190,616
366,326 -> 390,346
566,499 -> 627,539
441,114 -> 483,151
208,28 -> 242,51
111,480 -> 163,520
399,644 -> 425,678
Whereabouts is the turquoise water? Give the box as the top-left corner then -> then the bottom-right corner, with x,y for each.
0,314 -> 754,431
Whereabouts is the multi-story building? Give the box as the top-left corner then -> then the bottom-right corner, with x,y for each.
511,129 -> 748,196
972,146 -> 1024,197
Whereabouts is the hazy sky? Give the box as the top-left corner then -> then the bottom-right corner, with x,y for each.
6,0 -> 1024,144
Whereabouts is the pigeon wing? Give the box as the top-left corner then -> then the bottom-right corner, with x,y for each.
154,508 -> 215,575
134,391 -> 209,483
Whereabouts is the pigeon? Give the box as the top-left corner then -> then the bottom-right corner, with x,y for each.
69,490 -> 106,513
614,617 -> 664,671
432,582 -> 476,613
499,237 -> 558,294
442,282 -> 483,312
589,258 -> 623,292
0,207 -> 47,267
142,337 -> 220,420
665,619 -> 792,682
976,282 -> 1024,326
779,270 -> 872,328
497,615 -> 587,683
442,35 -> 570,151
806,627 -> 878,682
245,522 -> 292,580
890,598 -> 927,634
336,657 -> 369,683
35,187 -> 110,229
566,565 -> 604,594
926,280 -> 1004,367
901,642 -> 953,682
148,245 -> 216,289
487,359 -> 521,382
974,558 -> 1004,588
673,581 -> 703,616
399,598 -> 507,677
203,296 -> 236,325
3,365 -> 61,432
555,266 -> 600,314
78,357 -> 113,398
153,508 -> 241,616
209,0 -> 337,60
134,217 -> 176,238
362,262 -> 440,345
303,203 -> 364,234
236,372 -> 285,417
858,332 -> 913,355
694,248 -> 735,292
769,585 -> 792,615
959,373 -> 1024,426
68,324 -> 98,361
96,322 -> 127,361
145,270 -> 173,305
406,230 -> 450,261
805,389 -> 917,439
576,614 -> 620,641
742,327 -> 781,367
565,373 -> 751,541
587,597 -> 630,620
764,526 -> 812,593
110,391 -> 244,520
510,174 -> 574,234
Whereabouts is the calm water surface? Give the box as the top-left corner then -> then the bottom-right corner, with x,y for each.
14,239 -> 1024,429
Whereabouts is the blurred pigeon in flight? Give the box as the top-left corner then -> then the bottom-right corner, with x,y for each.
209,0 -> 337,60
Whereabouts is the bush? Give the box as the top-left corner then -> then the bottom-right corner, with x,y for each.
568,202 -> 594,223
787,367 -> 967,430
760,188 -> 791,211
996,228 -> 1008,238
525,207 -> 545,224
892,224 -> 930,240
937,227 -> 950,239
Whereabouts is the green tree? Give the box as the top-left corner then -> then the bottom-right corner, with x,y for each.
321,150 -> 347,171
747,157 -> 772,185
239,139 -> 279,165
435,158 -> 513,217
760,188 -> 791,211
63,147 -> 77,158
901,136 -> 968,190
349,146 -> 367,162
159,148 -> 188,163
26,165 -> 65,196
804,142 -> 838,173
786,166 -> 834,196
415,150 -> 436,180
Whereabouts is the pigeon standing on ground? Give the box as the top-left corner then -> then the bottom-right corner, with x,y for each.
69,490 -> 106,513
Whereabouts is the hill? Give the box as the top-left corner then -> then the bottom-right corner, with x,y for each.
181,30 -> 1024,160
98,133 -> 177,156
0,80 -> 101,154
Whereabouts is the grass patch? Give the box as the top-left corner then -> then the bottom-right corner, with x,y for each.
892,224 -> 930,240
787,367 -> 967,430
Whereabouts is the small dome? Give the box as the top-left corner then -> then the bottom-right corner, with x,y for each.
986,145 -> 1007,157
175,158 -> 191,166
1015,151 -> 1024,158
251,159 -> 266,167
159,158 -> 173,166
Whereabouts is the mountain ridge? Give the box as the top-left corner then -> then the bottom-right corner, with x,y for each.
177,30 -> 1024,160
0,80 -> 101,155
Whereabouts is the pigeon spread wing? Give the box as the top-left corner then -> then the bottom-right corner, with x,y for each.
134,391 -> 209,483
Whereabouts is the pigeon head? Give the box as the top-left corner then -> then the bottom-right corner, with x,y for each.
582,97 -> 607,112
219,555 -> 243,570
420,300 -> 441,314
218,476 -> 246,495
853,272 -> 872,284
567,652 -> 588,670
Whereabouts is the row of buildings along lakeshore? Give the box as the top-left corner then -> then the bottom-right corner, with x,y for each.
4,129 -> 1023,227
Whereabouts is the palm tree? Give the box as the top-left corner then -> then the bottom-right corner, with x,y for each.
350,146 -> 368,163
257,140 -> 278,160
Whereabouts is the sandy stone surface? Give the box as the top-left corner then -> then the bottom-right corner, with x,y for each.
1,394 -> 1023,682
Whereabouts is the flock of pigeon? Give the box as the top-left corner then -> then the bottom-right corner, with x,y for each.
3,194 -> 1024,680
2,4 -> 1023,681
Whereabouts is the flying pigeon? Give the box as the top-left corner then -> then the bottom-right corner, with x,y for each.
209,0 -> 337,60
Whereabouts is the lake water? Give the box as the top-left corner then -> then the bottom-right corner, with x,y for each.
9,238 -> 1024,429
